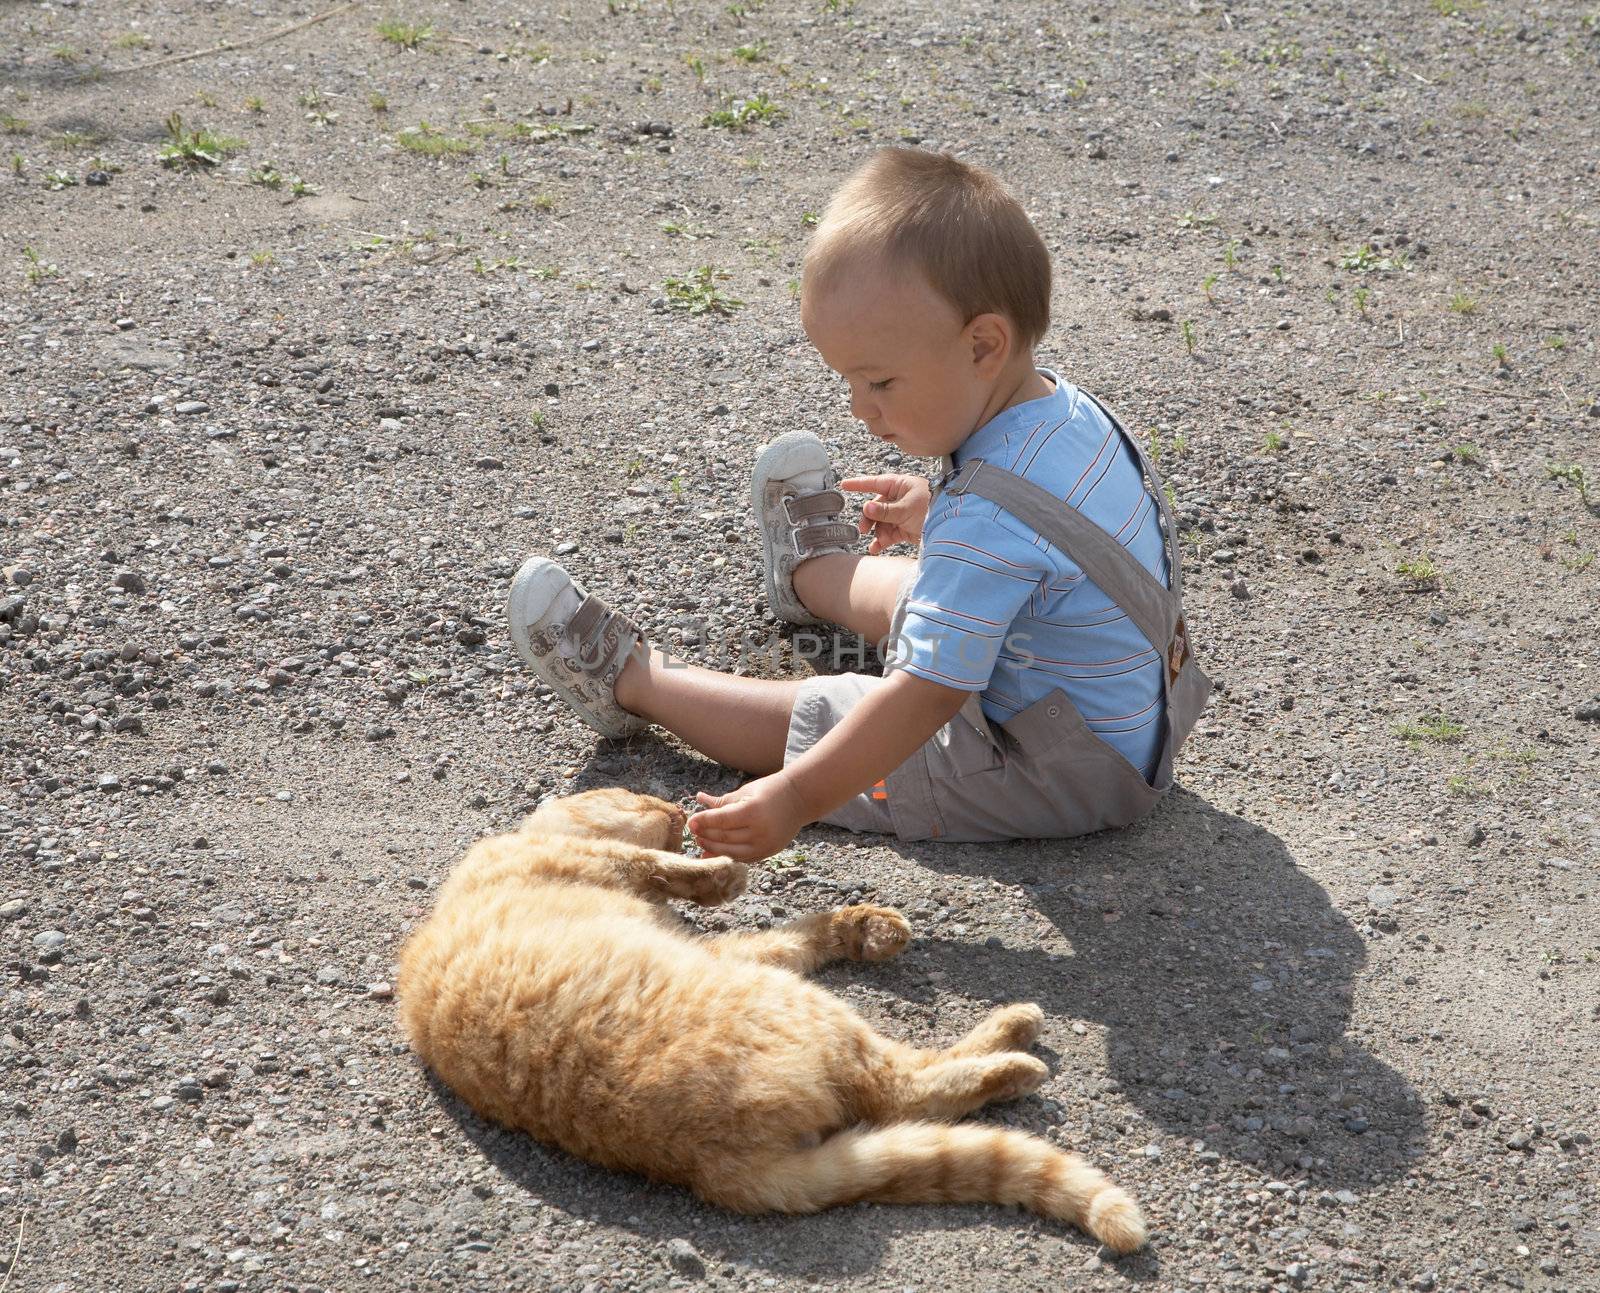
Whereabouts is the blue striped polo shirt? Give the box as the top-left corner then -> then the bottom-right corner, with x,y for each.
889,369 -> 1170,780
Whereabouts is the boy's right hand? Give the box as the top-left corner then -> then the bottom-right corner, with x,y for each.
839,474 -> 932,555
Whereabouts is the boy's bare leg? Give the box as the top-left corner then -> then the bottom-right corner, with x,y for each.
615,646 -> 801,775
792,553 -> 917,644
611,552 -> 910,775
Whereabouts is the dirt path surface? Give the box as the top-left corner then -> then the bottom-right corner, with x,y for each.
3,1 -> 1597,1290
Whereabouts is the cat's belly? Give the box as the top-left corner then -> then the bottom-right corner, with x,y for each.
403,912 -> 867,1176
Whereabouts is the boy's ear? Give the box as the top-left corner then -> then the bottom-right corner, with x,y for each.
965,312 -> 1013,378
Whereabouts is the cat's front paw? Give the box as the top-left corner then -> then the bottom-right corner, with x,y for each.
675,857 -> 748,906
834,905 -> 912,962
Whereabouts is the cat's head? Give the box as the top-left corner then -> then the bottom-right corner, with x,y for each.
519,788 -> 687,852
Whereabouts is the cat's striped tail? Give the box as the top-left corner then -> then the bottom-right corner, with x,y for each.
707,1122 -> 1146,1253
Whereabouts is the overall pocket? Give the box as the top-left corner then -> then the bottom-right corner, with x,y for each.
1000,688 -> 1162,833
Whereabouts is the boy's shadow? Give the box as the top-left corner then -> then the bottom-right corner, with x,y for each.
884,787 -> 1426,1188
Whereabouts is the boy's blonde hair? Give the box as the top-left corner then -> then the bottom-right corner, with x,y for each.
804,148 -> 1051,348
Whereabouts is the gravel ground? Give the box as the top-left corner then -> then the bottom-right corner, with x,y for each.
3,1 -> 1597,1290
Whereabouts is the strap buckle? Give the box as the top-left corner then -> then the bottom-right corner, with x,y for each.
1167,615 -> 1192,687
937,460 -> 981,497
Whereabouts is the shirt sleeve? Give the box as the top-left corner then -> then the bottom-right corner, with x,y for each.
889,508 -> 1048,692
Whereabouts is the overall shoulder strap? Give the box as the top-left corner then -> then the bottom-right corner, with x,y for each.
1074,387 -> 1187,604
941,457 -> 1179,667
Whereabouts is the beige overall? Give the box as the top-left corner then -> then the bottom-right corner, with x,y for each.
783,391 -> 1212,843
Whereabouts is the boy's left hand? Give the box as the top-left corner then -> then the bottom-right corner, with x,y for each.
688,774 -> 811,863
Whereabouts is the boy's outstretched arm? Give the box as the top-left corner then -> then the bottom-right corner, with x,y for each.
688,670 -> 969,862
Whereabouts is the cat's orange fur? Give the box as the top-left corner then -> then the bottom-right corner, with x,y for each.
397,788 -> 1146,1251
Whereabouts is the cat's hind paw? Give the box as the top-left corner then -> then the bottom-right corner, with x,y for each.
833,905 -> 912,962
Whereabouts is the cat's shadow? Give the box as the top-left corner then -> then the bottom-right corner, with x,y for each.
436,1066 -> 1164,1280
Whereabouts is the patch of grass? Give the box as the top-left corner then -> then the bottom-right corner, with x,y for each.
733,39 -> 769,62
1545,462 -> 1591,507
663,220 -> 717,240
1395,554 -> 1440,586
1202,272 -> 1218,302
1148,429 -> 1188,466
114,32 -> 153,50
244,96 -> 266,114
1452,441 -> 1482,465
1340,243 -> 1409,272
662,265 -> 744,316
41,169 -> 77,189
1393,714 -> 1464,745
298,88 -> 339,127
51,46 -> 82,64
1,114 -> 31,135
1262,430 -> 1285,453
1353,285 -> 1372,316
1449,291 -> 1477,314
250,165 -> 316,197
1544,334 -> 1567,351
1174,210 -> 1217,230
249,250 -> 274,267
54,129 -> 103,150
1180,319 -> 1197,354
368,91 -> 389,113
1491,342 -> 1510,368
377,18 -> 435,50
1221,238 -> 1241,269
195,89 -> 220,108
158,112 -> 244,168
21,245 -> 60,286
703,93 -> 786,130
396,122 -> 474,156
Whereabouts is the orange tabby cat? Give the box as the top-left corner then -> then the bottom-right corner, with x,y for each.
396,788 -> 1146,1252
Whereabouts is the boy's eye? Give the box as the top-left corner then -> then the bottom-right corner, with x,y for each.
868,379 -> 892,392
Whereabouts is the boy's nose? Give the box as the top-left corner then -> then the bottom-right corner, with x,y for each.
850,389 -> 878,423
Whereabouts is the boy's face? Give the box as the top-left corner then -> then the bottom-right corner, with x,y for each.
801,264 -> 999,459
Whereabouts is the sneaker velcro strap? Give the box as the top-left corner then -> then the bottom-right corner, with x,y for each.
791,521 -> 858,557
566,593 -> 609,646
782,489 -> 846,522
570,606 -> 640,677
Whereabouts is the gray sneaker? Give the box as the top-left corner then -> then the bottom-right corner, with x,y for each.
750,431 -> 858,626
507,557 -> 647,740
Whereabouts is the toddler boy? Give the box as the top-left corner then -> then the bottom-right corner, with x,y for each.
508,148 -> 1208,862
